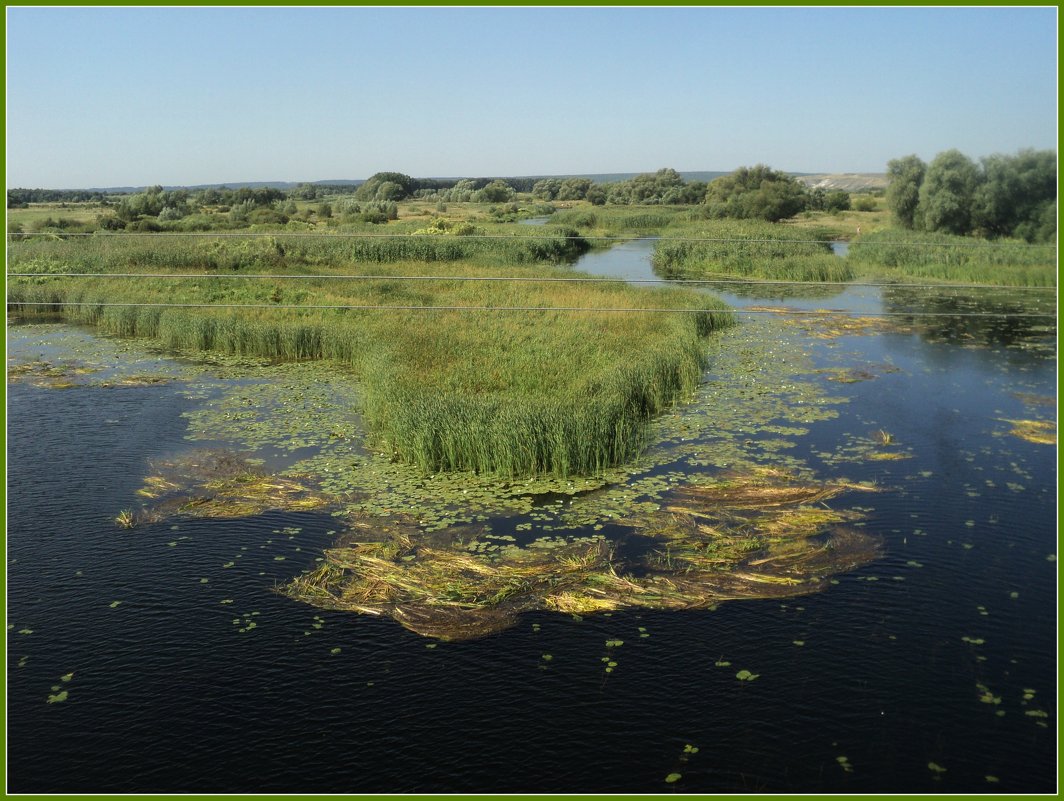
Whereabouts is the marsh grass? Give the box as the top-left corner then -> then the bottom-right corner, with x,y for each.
8,242 -> 733,475
847,230 -> 1057,287
283,468 -> 882,640
7,225 -> 591,274
549,206 -> 692,238
652,220 -> 854,282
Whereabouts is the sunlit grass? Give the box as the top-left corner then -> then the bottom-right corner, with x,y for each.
8,247 -> 733,476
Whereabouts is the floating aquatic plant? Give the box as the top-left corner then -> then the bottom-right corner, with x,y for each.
132,449 -> 330,521
1001,418 -> 1056,445
282,469 -> 883,640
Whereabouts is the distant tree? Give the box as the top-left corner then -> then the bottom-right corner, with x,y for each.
885,155 -> 926,229
476,179 -> 514,203
557,178 -> 592,201
852,194 -> 878,212
355,172 -> 415,201
972,149 -> 1056,241
531,179 -> 561,200
703,165 -> 808,222
824,191 -> 851,213
916,149 -> 981,234
1027,199 -> 1057,243
585,184 -> 607,206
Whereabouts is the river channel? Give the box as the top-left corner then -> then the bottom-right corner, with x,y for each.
6,240 -> 1057,793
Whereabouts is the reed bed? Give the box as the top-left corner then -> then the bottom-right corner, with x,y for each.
8,248 -> 733,476
282,468 -> 882,640
847,230 -> 1057,287
549,206 -> 691,236
7,227 -> 591,274
651,220 -> 854,282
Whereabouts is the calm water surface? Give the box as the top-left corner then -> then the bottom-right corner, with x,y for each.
6,244 -> 1057,793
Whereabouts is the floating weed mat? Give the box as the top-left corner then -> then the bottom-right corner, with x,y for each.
817,364 -> 902,384
745,307 -> 914,340
7,358 -> 99,389
8,357 -> 175,390
128,449 -> 331,524
1001,419 -> 1056,446
282,469 -> 882,640
634,468 -> 880,590
817,430 -> 915,466
1012,392 -> 1056,409
7,324 -> 192,389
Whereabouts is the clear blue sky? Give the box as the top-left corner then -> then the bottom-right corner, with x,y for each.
5,6 -> 1058,188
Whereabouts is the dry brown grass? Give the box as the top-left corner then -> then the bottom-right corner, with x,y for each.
282,468 -> 883,640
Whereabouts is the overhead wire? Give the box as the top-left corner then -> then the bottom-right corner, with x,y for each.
5,230 -> 1058,249
5,300 -> 1057,319
5,271 -> 1058,292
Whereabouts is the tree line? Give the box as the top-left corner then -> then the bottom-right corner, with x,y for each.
886,148 -> 1056,243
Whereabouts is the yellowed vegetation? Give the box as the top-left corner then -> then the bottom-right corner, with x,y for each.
283,467 -> 882,640
1002,418 -> 1056,445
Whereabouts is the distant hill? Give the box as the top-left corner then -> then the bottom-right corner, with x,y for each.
795,173 -> 888,192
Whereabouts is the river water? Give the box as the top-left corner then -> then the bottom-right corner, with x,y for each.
6,241 -> 1058,793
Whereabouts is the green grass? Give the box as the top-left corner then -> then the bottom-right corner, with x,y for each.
651,220 -> 854,282
7,225 -> 591,273
847,230 -> 1057,287
8,244 -> 733,476
548,205 -> 693,241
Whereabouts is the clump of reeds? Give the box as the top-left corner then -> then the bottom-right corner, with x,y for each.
847,230 -> 1056,287
8,250 -> 734,476
651,220 -> 853,283
114,509 -> 137,529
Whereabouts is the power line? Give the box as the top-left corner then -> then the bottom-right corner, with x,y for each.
6,300 -> 1057,319
6,271 -> 1059,293
5,231 -> 1057,249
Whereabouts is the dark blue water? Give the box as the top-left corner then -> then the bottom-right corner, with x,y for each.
6,252 -> 1057,793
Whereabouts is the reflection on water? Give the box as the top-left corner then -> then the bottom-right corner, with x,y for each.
881,284 -> 1057,349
